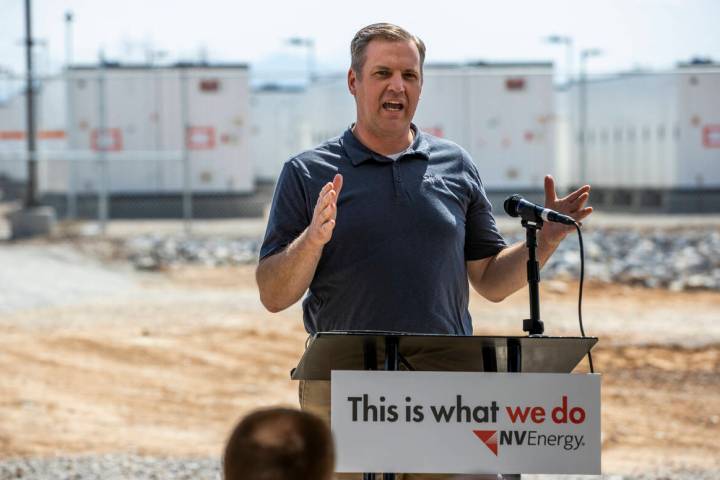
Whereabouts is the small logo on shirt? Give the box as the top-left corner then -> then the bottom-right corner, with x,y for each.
422,173 -> 442,185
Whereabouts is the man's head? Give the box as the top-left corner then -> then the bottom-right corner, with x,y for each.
348,23 -> 426,150
223,408 -> 335,480
350,23 -> 426,78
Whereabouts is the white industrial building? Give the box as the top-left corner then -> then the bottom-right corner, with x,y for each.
0,62 -> 255,217
561,61 -> 720,211
248,84 -> 310,183
2,59 -> 719,216
65,63 -> 252,217
303,74 -> 356,146
245,60 -> 720,212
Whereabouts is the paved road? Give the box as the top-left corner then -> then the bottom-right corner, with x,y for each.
0,242 -> 140,315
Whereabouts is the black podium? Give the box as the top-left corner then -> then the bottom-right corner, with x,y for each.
292,331 -> 597,478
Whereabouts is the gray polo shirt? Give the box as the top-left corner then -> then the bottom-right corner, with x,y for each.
260,125 -> 507,335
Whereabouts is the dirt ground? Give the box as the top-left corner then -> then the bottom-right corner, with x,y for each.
1,257 -> 719,476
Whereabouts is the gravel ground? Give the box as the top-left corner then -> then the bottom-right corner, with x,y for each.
1,211 -> 718,479
0,455 -> 220,480
0,455 -> 717,480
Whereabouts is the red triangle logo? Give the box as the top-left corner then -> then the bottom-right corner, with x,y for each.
473,430 -> 498,456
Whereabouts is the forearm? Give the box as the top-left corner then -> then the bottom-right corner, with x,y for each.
471,231 -> 561,302
255,228 -> 324,312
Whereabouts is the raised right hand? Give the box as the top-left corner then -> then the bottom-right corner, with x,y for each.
307,173 -> 343,247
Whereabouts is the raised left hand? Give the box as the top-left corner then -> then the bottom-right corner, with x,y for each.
539,175 -> 593,247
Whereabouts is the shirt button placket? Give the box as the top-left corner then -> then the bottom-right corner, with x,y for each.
392,162 -> 401,202
393,161 -> 409,205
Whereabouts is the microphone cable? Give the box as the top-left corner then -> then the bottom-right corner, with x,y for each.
574,222 -> 594,374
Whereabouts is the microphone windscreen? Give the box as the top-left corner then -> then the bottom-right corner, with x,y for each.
503,194 -> 522,218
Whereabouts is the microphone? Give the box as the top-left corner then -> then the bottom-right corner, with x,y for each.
503,194 -> 576,226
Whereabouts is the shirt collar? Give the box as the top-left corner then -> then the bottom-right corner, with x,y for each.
341,123 -> 431,166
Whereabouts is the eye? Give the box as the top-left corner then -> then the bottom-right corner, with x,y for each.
375,70 -> 390,77
403,72 -> 418,80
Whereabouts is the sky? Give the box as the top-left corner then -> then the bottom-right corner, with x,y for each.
1,0 -> 719,83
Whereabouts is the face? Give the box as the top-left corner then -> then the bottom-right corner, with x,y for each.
348,39 -> 422,141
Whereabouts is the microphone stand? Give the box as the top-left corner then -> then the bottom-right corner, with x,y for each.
522,219 -> 544,336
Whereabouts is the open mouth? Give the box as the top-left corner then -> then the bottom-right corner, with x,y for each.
382,101 -> 404,111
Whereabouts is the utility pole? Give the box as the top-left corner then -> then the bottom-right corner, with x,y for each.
287,37 -> 316,84
97,50 -> 109,233
65,10 -> 77,218
8,0 -> 57,238
179,65 -> 192,234
544,35 -> 574,86
24,0 -> 38,207
578,48 -> 602,184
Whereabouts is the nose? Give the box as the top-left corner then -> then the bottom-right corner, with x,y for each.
388,72 -> 405,93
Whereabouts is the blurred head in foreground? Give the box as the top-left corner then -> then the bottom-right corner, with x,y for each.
223,407 -> 335,480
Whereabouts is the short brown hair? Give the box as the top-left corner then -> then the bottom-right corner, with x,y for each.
223,408 -> 335,480
350,23 -> 426,75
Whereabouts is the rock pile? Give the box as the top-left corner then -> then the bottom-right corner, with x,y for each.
122,228 -> 720,291
125,235 -> 258,271
507,228 -> 720,291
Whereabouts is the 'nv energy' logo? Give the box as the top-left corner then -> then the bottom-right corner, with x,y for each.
473,430 -> 585,456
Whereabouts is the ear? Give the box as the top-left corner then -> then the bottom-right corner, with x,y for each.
347,68 -> 357,96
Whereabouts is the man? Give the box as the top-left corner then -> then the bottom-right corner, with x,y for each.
223,407 -> 335,480
256,22 -> 591,479
256,22 -> 591,324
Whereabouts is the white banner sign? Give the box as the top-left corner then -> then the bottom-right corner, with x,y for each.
331,371 -> 601,475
